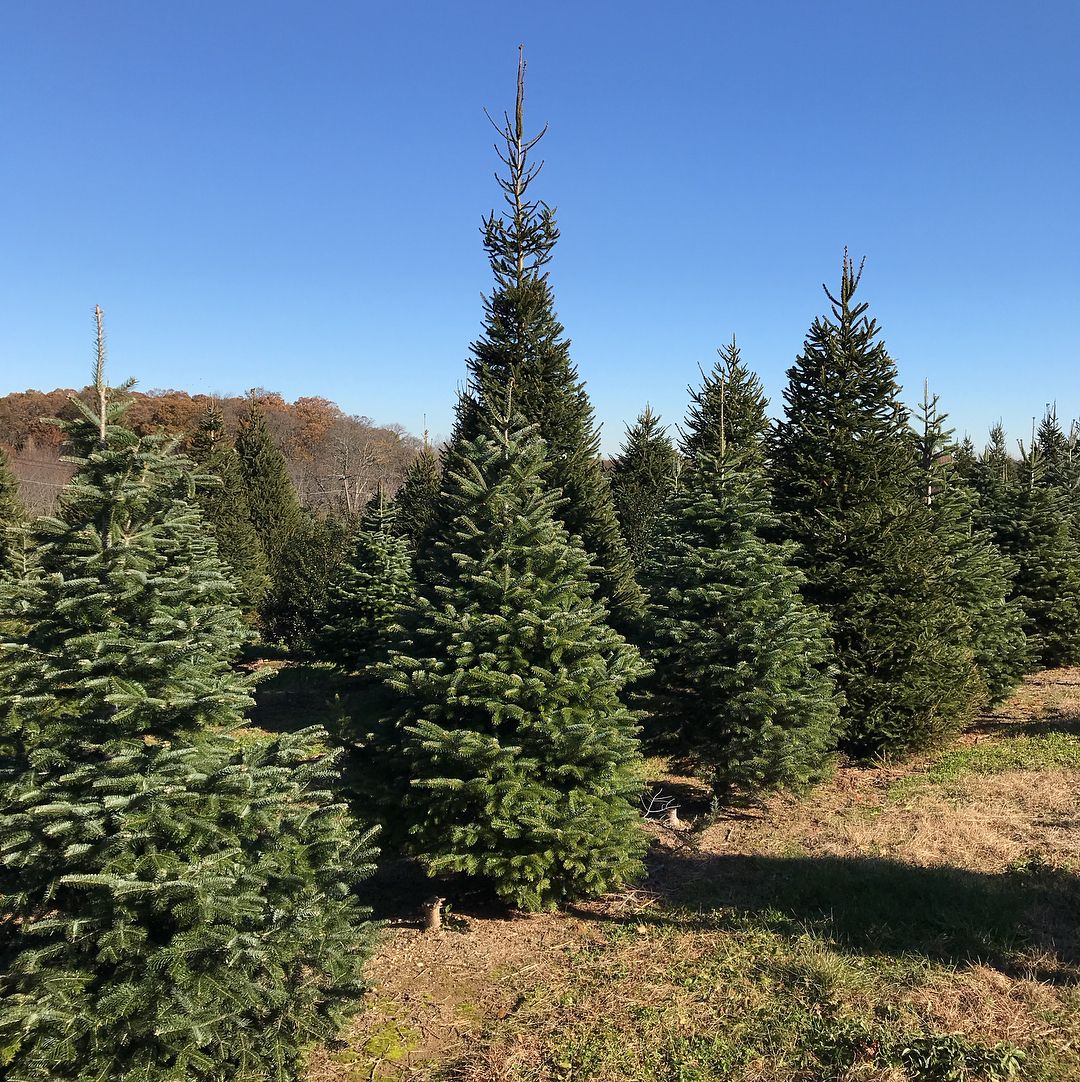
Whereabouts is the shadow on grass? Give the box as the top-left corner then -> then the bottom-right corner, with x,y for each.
248,662 -> 386,736
973,703 -> 1080,739
632,848 -> 1080,983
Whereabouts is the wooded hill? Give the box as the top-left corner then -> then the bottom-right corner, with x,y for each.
0,386 -> 422,515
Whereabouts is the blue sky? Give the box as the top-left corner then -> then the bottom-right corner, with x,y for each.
3,1 -> 1077,452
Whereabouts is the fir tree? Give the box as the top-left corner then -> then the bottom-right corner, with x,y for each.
260,509 -> 350,653
769,255 -> 980,757
682,337 -> 770,465
609,406 -> 679,572
449,50 -> 643,630
914,388 -> 1028,705
393,441 -> 441,550
189,402 -> 270,610
235,392 -> 302,574
0,444 -> 24,572
647,356 -> 841,800
321,488 -> 413,673
0,317 -> 377,1081
1035,406 -> 1077,492
377,410 -> 648,911
979,442 -> 1080,669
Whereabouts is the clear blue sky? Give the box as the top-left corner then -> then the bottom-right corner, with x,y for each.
3,1 -> 1077,452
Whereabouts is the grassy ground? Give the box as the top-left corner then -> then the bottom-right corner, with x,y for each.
274,668 -> 1080,1082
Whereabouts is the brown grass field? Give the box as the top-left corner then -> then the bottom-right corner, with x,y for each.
297,669 -> 1080,1082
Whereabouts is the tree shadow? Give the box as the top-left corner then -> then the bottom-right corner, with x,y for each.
632,849 -> 1080,984
248,662 -> 377,735
972,703 -> 1080,739
360,857 -> 517,926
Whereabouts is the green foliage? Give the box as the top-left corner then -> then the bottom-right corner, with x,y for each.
0,444 -> 24,572
769,255 -> 981,758
647,351 -> 841,799
448,61 -> 643,630
260,510 -> 350,653
378,413 -> 648,910
1,390 -> 250,757
915,392 -> 1028,705
235,394 -> 302,576
1034,406 -> 1078,493
321,489 -> 413,673
682,337 -> 770,466
609,405 -> 678,572
0,360 -> 378,1081
972,441 -> 1080,669
189,403 -> 270,610
0,728 -> 379,1082
392,444 -> 441,551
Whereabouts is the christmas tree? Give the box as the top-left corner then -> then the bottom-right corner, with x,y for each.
377,408 -> 648,911
0,315 -> 377,1081
647,353 -> 841,799
914,388 -> 1028,705
321,487 -> 413,673
769,256 -> 980,756
1035,406 -> 1078,493
609,405 -> 679,572
448,50 -> 642,630
393,440 -> 441,550
976,438 -> 1080,668
0,444 -> 24,572
235,391 -> 303,575
260,509 -> 349,652
682,337 -> 770,465
189,401 -> 270,610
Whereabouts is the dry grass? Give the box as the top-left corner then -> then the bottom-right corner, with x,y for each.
306,669 -> 1080,1082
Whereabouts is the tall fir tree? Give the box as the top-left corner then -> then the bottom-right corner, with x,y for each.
377,410 -> 648,911
647,351 -> 841,800
235,392 -> 303,574
321,487 -> 413,673
446,50 -> 642,630
392,440 -> 441,551
260,509 -> 350,652
914,388 -> 1028,705
682,337 -> 770,465
189,402 -> 270,610
1035,406 -> 1078,493
0,444 -> 24,572
769,255 -> 980,757
609,405 -> 679,572
0,315 -> 377,1081
974,438 -> 1080,669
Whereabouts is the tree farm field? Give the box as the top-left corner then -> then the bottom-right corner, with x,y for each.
250,668 -> 1080,1082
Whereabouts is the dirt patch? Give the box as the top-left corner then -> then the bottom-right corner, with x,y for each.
307,668 -> 1080,1080
307,912 -> 594,1081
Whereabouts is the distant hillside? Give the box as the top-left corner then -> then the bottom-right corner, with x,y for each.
0,387 -> 422,516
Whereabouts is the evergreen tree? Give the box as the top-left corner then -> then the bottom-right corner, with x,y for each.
235,392 -> 302,574
609,406 -> 679,572
979,442 -> 1080,669
0,444 -> 24,571
769,255 -> 980,757
321,488 -> 413,673
448,51 -> 643,630
1035,406 -> 1077,492
0,322 -> 377,1081
189,402 -> 270,610
392,441 -> 441,550
682,337 -> 770,465
260,509 -> 350,653
647,356 -> 841,800
377,411 -> 648,911
914,389 -> 1028,705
